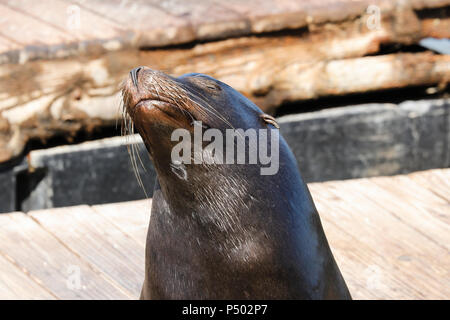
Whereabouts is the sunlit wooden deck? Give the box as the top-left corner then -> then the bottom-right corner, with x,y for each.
0,169 -> 448,300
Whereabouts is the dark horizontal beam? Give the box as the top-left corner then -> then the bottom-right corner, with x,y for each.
0,98 -> 448,213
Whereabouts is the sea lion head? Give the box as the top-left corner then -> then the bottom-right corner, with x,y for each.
121,67 -> 280,183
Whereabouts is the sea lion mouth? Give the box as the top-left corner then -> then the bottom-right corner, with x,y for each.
121,67 -> 236,136
122,67 -> 184,114
135,99 -> 176,111
132,97 -> 194,125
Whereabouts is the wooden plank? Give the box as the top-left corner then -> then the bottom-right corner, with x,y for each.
0,168 -> 447,299
328,180 -> 448,298
219,0 -> 307,33
309,178 -> 450,299
91,199 -> 151,247
70,0 -> 193,47
70,0 -> 186,29
0,212 -> 131,299
386,171 -> 450,208
408,169 -> 450,203
0,3 -> 73,48
0,253 -> 56,299
3,0 -> 125,42
387,172 -> 450,222
368,175 -> 450,248
30,205 -> 145,298
0,0 -> 449,60
149,0 -> 248,40
312,197 -> 426,299
1,0 -> 450,165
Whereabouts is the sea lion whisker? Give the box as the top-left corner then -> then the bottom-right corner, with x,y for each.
116,98 -> 122,130
121,94 -> 133,136
171,84 -> 218,120
117,81 -> 126,131
129,138 -> 149,198
134,140 -> 148,174
121,104 -> 149,198
153,79 -> 166,105
121,108 -> 129,135
183,88 -> 235,124
184,93 -> 235,130
160,83 -> 221,127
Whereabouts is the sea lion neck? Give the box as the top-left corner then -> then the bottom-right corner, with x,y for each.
155,161 -> 255,222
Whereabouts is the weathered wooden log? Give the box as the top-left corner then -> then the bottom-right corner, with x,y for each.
0,0 -> 449,162
1,0 -> 449,63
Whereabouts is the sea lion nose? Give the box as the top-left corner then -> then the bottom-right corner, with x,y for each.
130,66 -> 143,88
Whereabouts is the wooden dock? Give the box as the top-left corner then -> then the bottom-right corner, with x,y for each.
0,168 -> 448,300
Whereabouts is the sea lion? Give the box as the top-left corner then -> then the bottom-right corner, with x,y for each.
121,66 -> 351,299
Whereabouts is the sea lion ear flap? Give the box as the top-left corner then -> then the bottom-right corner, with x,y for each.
261,114 -> 280,129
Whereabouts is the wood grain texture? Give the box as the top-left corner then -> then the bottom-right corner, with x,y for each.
0,253 -> 56,299
0,168 -> 448,299
0,212 -> 131,299
29,205 -> 146,298
308,170 -> 450,299
1,0 -> 450,162
92,199 -> 151,247
1,0 -> 449,58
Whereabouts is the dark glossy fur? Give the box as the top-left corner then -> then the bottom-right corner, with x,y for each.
122,68 -> 351,299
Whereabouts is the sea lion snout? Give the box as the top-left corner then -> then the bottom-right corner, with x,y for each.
125,66 -> 158,94
123,67 -> 176,112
